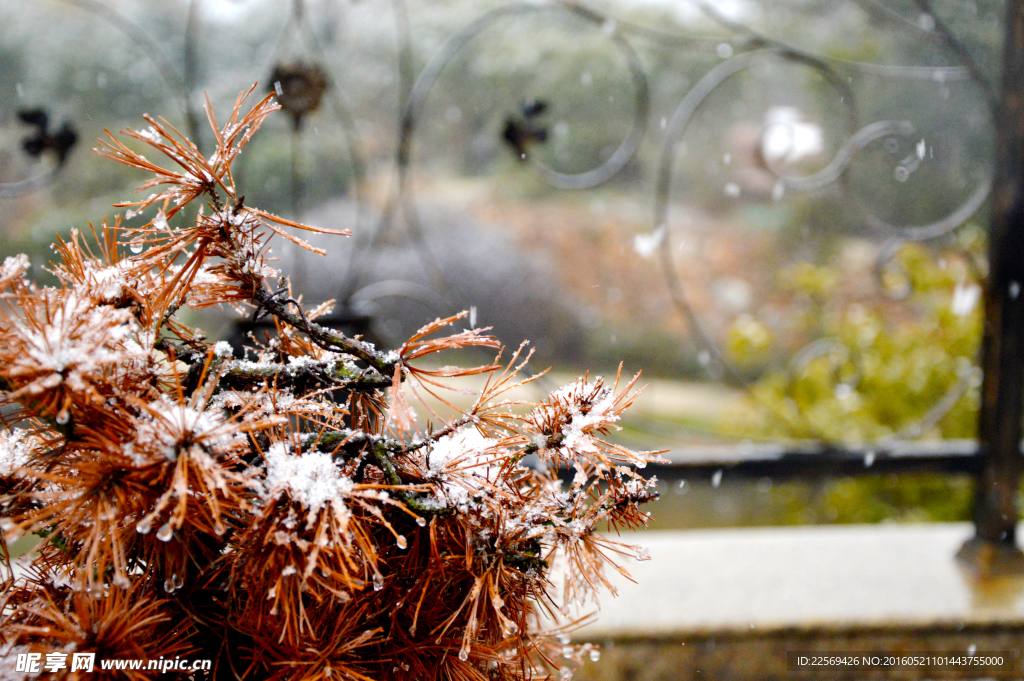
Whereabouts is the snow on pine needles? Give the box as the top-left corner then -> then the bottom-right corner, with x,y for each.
0,86 -> 662,681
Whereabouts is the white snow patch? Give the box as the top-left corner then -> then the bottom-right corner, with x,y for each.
427,428 -> 502,504
0,254 -> 30,281
428,428 -> 497,475
263,442 -> 353,523
562,389 -> 618,454
13,296 -> 135,391
0,429 -> 35,476
136,401 -> 232,460
82,260 -> 137,300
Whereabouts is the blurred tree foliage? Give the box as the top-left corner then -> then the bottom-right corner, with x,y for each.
729,227 -> 987,522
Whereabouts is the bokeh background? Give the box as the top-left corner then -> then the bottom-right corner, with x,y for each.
0,0 -> 1004,530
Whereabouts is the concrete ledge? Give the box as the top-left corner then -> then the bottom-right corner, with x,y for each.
578,524 -> 1024,637
571,524 -> 1024,680
574,624 -> 1024,681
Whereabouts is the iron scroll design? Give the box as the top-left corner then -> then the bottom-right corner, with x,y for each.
0,0 -> 1000,443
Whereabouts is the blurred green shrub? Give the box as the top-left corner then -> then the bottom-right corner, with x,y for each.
733,231 -> 986,522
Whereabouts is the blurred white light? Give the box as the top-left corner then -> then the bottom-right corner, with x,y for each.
633,226 -> 665,259
713,277 -> 751,312
204,0 -> 262,24
952,282 -> 981,317
761,107 -> 823,165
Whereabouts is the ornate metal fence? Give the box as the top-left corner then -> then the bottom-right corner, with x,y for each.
0,0 -> 1020,573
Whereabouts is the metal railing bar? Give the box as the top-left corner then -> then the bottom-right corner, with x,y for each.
638,439 -> 981,481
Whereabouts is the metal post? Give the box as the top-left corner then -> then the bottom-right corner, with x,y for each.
957,0 -> 1024,576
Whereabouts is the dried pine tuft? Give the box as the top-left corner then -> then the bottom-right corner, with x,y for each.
0,86 -> 662,681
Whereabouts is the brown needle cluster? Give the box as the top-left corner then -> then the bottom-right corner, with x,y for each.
0,87 -> 662,680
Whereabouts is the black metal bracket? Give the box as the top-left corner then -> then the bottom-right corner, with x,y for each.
957,0 -> 1024,577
